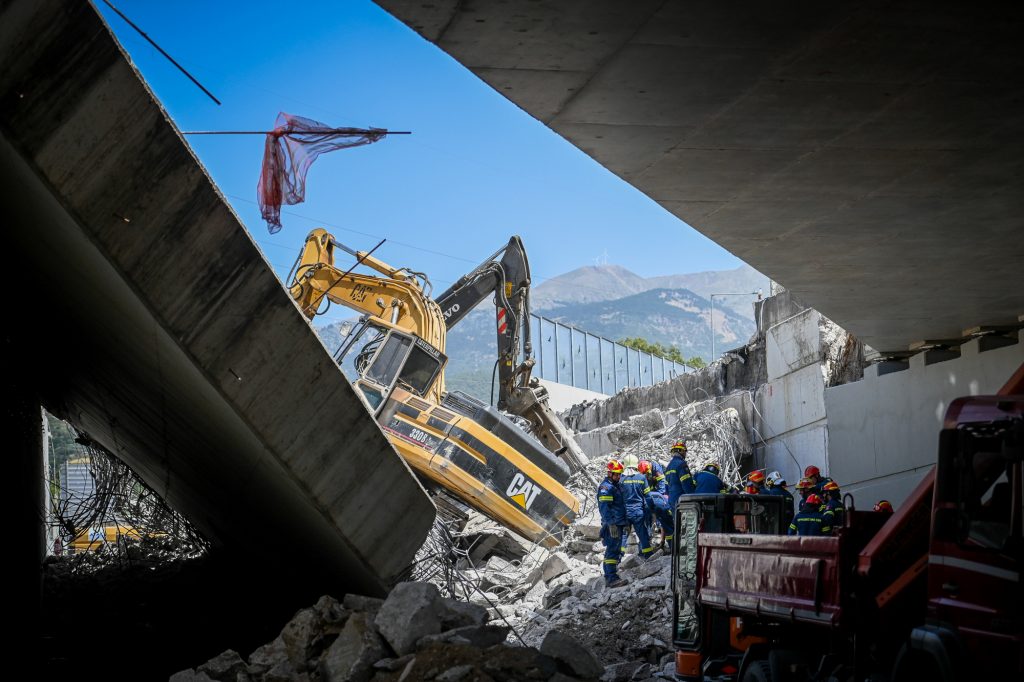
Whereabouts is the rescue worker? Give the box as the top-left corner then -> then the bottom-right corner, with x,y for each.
665,440 -> 696,507
639,459 -> 674,551
873,500 -> 894,514
620,454 -> 654,561
597,459 -> 629,587
822,481 -> 844,529
795,477 -> 815,511
803,465 -> 834,496
787,493 -> 833,536
693,462 -> 727,494
744,470 -> 766,493
765,471 -> 796,525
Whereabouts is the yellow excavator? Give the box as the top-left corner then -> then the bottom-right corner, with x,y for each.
289,228 -> 587,546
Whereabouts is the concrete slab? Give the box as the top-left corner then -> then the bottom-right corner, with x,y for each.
377,0 -> 1024,353
767,309 -> 822,381
2,1 -> 434,596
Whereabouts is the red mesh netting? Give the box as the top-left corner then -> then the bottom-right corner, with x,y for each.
257,112 -> 385,233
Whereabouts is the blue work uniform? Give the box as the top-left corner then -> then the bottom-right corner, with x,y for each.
597,477 -> 627,583
811,477 -> 835,496
693,469 -> 727,494
825,498 -> 844,529
649,461 -> 668,495
665,454 -> 695,507
787,508 -> 834,536
645,484 -> 675,551
621,471 -> 654,559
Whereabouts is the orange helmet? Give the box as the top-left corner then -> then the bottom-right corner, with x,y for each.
743,484 -> 759,495
670,439 -> 688,453
607,460 -> 624,475
805,493 -> 823,506
873,500 -> 893,513
796,477 -> 814,490
822,481 -> 841,493
637,460 -> 652,475
804,465 -> 821,478
748,470 -> 766,484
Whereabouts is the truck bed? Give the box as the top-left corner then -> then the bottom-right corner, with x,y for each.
698,534 -> 846,627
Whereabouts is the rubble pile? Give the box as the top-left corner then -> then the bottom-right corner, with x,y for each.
172,581 -> 607,682
599,402 -> 747,490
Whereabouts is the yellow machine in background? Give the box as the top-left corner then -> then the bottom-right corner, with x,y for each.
290,229 -> 584,546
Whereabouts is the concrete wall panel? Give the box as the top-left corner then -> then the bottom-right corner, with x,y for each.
766,309 -> 821,380
757,363 -> 827,439
760,422 -> 828,493
825,334 -> 1023,507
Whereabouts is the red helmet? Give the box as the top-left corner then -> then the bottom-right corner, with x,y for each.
743,484 -> 759,495
804,465 -> 821,478
671,439 -> 688,453
873,500 -> 893,513
796,477 -> 814,490
822,481 -> 841,493
748,470 -> 766,484
607,460 -> 624,475
805,493 -> 823,506
637,460 -> 652,474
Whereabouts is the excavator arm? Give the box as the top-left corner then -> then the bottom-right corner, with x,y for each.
289,228 -> 448,353
436,237 -> 589,472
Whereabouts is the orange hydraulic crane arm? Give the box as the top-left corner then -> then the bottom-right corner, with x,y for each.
288,228 -> 447,353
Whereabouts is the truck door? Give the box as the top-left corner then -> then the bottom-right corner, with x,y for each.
930,415 -> 1023,673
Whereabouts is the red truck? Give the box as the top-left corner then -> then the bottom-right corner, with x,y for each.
671,363 -> 1024,681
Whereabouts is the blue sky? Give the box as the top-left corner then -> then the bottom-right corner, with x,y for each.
96,0 -> 747,327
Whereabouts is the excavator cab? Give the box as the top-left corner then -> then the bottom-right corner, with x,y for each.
336,317 -> 447,413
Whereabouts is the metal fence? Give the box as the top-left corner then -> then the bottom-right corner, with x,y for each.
530,313 -> 689,395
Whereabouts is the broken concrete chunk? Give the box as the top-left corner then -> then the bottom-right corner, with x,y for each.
168,670 -> 214,682
374,581 -> 444,656
567,539 -> 596,553
468,590 -> 500,606
435,664 -> 475,681
342,593 -> 384,614
196,649 -> 247,681
482,645 -> 558,681
540,630 -> 604,679
440,598 -> 488,629
280,607 -> 321,669
318,611 -> 385,682
575,523 -> 603,541
635,555 -> 670,580
372,654 -> 415,672
541,552 -> 571,583
629,662 -> 653,680
264,659 -> 306,682
601,661 -> 645,682
247,636 -> 288,676
542,584 -> 572,610
417,624 -> 511,649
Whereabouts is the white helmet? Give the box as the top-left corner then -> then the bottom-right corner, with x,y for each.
622,454 -> 640,470
767,471 -> 785,486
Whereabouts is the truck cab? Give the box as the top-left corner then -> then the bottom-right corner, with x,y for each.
671,494 -> 787,680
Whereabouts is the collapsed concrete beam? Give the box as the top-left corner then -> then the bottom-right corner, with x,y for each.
1,1 -> 434,596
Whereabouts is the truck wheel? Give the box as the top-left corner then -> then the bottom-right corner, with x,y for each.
741,661 -> 772,682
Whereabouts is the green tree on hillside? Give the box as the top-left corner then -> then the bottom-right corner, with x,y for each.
618,337 -> 705,369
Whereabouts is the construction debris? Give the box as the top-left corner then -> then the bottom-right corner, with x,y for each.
171,583 -> 607,682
